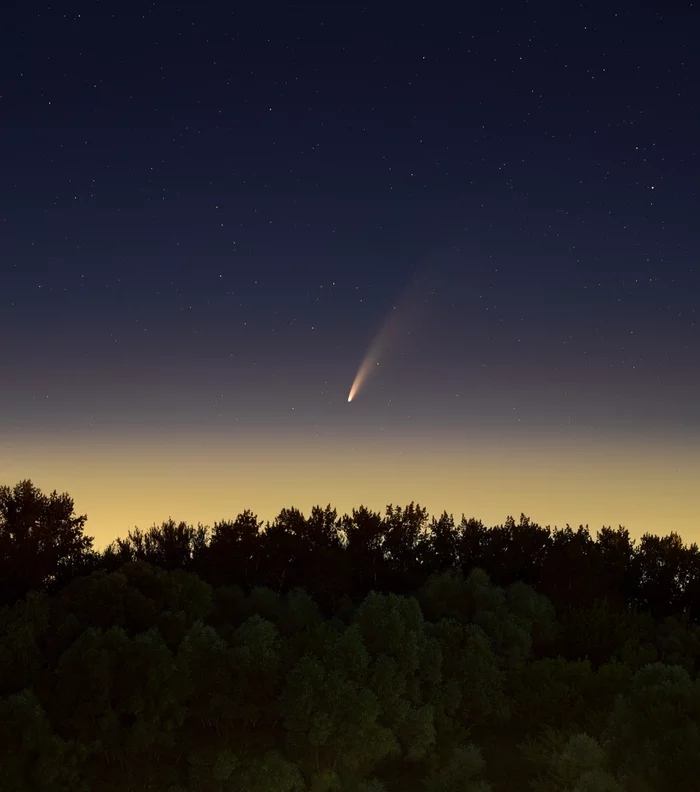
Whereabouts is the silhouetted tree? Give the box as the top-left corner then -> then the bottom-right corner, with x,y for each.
105,519 -> 208,572
257,506 -> 344,599
540,525 -> 598,609
633,532 -> 697,618
418,511 -> 460,576
208,509 -> 261,587
341,506 -> 389,598
458,515 -> 551,591
595,526 -> 637,608
0,480 -> 94,604
382,502 -> 429,592
5,477 -> 700,790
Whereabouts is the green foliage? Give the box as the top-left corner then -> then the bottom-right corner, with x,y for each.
506,581 -> 557,651
428,619 -> 508,735
280,587 -> 323,635
0,690 -> 83,792
572,771 -> 624,792
418,569 -> 553,668
526,732 -> 624,792
513,657 -> 594,734
424,744 -> 491,792
178,621 -> 232,727
354,780 -> 387,792
281,625 -> 399,778
0,615 -> 45,696
230,614 -> 283,727
52,568 -> 157,637
354,592 -> 424,679
52,625 -> 184,758
5,479 -> 700,791
241,750 -> 306,792
604,662 -> 700,792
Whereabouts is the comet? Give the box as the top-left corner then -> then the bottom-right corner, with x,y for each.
347,345 -> 381,403
347,274 -> 428,403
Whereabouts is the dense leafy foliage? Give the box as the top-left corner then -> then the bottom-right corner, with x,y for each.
2,480 -> 700,790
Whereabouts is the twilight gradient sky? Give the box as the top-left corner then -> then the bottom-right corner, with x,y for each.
2,1 -> 699,544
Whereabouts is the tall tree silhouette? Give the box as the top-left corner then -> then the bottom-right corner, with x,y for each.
208,510 -> 261,587
105,519 -> 208,571
0,480 -> 93,603
340,506 -> 388,598
418,511 -> 460,576
634,532 -> 697,618
382,502 -> 429,592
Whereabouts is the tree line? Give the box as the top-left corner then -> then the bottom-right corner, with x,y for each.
1,479 -> 700,791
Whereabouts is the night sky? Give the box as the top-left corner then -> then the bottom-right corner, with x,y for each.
2,1 -> 699,544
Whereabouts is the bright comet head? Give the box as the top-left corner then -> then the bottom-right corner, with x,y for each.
347,276 -> 423,404
347,361 -> 369,404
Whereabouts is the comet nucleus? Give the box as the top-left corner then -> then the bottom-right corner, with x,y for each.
347,274 -> 427,403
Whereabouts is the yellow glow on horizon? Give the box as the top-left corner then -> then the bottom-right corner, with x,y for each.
2,431 -> 699,548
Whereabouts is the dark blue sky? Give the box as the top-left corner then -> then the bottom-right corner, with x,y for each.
2,0 -> 700,539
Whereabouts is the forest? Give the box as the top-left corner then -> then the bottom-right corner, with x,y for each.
2,479 -> 700,792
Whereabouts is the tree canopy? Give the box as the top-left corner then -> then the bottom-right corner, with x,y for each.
2,479 -> 700,791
